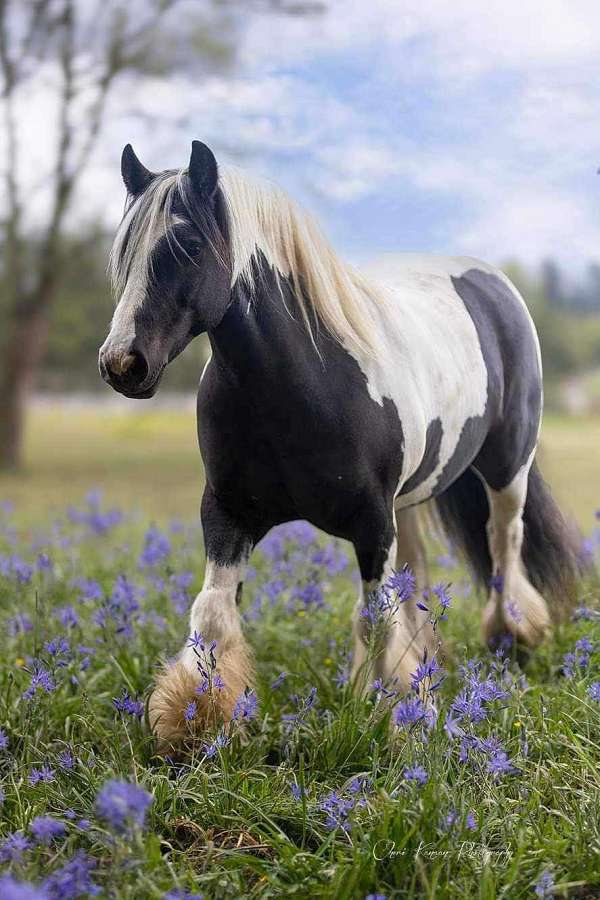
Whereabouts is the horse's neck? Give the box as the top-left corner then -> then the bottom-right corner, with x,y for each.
207,269 -> 318,380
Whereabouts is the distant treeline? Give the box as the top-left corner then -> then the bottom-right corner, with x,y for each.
41,229 -> 600,393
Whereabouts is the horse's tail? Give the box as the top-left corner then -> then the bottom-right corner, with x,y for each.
434,461 -> 582,612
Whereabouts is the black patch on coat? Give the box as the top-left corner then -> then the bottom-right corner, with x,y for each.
198,255 -> 404,581
450,269 -> 543,491
399,417 -> 443,495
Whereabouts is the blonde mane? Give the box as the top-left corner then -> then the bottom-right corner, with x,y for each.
110,165 -> 384,354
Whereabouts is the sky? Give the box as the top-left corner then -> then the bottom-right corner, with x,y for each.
11,0 -> 600,273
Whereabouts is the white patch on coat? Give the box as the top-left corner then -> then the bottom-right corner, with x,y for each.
350,254 -> 499,506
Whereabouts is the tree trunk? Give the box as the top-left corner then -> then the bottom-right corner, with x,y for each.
0,302 -> 51,470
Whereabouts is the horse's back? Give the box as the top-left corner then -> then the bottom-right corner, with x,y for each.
356,253 -> 542,504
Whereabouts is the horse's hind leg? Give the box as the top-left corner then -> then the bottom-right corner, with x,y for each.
350,505 -> 431,693
479,456 -> 551,651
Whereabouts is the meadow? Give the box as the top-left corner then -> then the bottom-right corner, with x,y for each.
0,407 -> 599,899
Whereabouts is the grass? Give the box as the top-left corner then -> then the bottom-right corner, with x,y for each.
0,408 -> 599,898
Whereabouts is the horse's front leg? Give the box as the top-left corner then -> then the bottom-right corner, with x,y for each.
149,487 -> 256,749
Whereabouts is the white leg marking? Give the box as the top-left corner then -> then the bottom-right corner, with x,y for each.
481,457 -> 551,649
149,558 -> 254,748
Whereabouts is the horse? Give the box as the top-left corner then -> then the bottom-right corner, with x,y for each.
99,140 -> 579,747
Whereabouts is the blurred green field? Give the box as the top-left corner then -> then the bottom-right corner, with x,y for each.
0,404 -> 598,529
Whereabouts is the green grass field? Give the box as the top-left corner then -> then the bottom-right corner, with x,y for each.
0,407 -> 599,898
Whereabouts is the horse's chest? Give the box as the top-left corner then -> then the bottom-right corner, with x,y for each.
197,362 -> 404,533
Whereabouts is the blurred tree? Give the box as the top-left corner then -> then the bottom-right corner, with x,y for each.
0,0 -> 324,469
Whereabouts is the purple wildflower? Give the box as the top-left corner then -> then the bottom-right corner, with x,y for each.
113,690 -> 144,718
505,600 -> 523,623
36,552 -> 52,572
293,581 -> 325,610
431,582 -> 452,609
204,731 -> 230,758
23,666 -> 56,700
232,689 -> 258,721
28,764 -> 55,786
0,875 -> 46,900
54,605 -> 79,628
588,682 -> 600,701
534,870 -> 555,899
44,637 -> 70,657
58,749 -> 74,769
490,573 -> 504,593
271,672 -> 287,689
7,613 -> 33,636
0,831 -> 31,863
385,566 -> 416,602
95,779 -> 153,833
184,701 -> 197,722
0,728 -> 8,751
72,577 -> 103,603
30,816 -> 66,845
138,526 -> 171,568
334,663 -> 350,688
393,696 -> 428,728
43,851 -> 100,899
187,630 -> 205,650
319,790 -> 354,831
404,764 -> 428,786
410,655 -> 441,691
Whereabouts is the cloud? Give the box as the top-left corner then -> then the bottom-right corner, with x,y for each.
4,2 -> 600,272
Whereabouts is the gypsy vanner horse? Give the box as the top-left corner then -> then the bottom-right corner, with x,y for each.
99,141 -> 579,746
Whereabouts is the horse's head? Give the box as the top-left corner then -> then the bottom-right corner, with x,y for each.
99,141 -> 231,398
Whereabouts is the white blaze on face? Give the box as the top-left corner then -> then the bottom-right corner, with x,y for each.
107,171 -> 187,351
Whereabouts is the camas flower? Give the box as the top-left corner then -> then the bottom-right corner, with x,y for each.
113,690 -> 144,718
385,566 -> 416,602
232,689 -> 258,721
184,701 -> 197,722
534,869 -> 555,899
43,851 -> 100,899
28,764 -> 56,786
0,831 -> 31,863
204,732 -> 230,758
23,666 -> 56,700
138,526 -> 171,567
0,874 -> 46,900
319,790 -> 355,831
588,682 -> 600,701
404,764 -> 428,786
393,696 -> 428,728
410,656 -> 442,691
95,779 -> 153,834
30,816 -> 66,845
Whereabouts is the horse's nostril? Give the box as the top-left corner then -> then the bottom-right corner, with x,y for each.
103,349 -> 149,391
111,353 -> 136,376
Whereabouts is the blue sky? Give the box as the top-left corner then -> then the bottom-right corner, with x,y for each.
15,1 -> 600,273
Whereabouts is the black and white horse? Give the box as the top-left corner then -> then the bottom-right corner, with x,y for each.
99,141 -> 579,746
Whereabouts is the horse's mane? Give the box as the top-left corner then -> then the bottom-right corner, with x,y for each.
110,164 -> 382,354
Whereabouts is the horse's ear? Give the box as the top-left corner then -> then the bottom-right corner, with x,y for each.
188,140 -> 218,198
121,144 -> 153,197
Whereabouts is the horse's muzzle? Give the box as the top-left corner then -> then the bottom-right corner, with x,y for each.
98,342 -> 160,398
